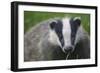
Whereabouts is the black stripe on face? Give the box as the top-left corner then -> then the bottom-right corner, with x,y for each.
55,20 -> 64,47
70,18 -> 81,45
50,20 -> 64,47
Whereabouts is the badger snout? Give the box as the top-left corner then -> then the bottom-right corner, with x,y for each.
63,46 -> 73,53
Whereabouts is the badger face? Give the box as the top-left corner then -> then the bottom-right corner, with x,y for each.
49,17 -> 81,53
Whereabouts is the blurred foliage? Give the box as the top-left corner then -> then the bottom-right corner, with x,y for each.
24,11 -> 90,35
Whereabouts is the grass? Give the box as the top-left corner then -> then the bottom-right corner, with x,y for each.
24,11 -> 90,35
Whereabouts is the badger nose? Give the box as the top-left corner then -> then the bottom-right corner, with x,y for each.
64,46 -> 73,53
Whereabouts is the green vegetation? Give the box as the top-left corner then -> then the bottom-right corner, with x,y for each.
24,11 -> 90,34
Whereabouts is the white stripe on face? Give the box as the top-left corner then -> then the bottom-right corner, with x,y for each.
62,18 -> 71,49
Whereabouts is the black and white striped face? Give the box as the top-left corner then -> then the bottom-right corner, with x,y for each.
49,17 -> 81,53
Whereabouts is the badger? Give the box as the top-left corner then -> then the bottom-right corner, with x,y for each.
24,17 -> 90,61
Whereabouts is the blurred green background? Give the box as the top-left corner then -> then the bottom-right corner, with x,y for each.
24,11 -> 90,35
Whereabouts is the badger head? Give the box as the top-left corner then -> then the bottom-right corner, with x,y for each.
49,17 -> 81,54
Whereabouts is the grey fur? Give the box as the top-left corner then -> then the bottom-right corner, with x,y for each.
68,26 -> 90,59
24,18 -> 66,61
24,18 -> 90,61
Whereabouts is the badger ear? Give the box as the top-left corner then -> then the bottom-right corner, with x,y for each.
49,21 -> 56,29
73,17 -> 81,26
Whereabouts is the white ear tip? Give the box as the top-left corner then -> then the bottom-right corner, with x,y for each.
74,17 -> 81,20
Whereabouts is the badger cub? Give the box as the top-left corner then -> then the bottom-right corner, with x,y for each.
24,17 -> 90,61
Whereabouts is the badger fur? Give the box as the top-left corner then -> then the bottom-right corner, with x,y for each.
24,17 -> 90,61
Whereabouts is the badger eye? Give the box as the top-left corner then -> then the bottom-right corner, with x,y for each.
71,34 -> 75,38
59,35 -> 64,47
58,33 -> 63,39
